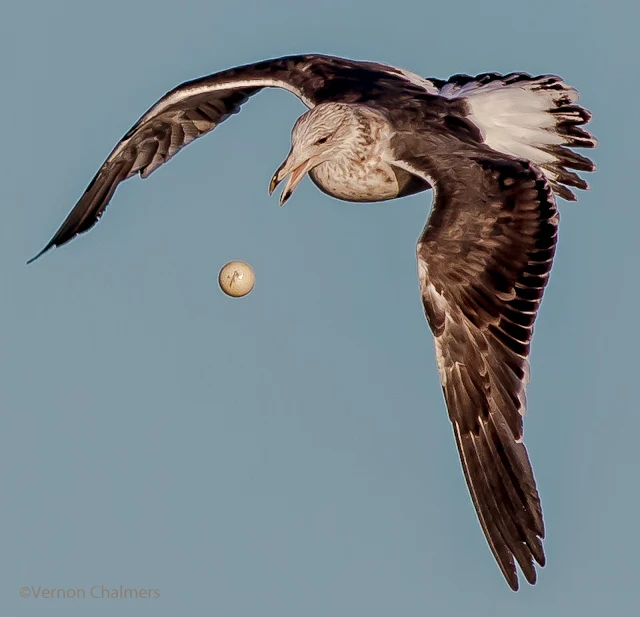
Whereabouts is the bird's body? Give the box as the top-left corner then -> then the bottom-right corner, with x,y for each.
29,54 -> 596,591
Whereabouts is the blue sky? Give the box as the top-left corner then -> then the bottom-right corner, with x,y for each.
2,0 -> 638,615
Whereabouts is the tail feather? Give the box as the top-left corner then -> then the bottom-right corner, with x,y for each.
434,72 -> 597,200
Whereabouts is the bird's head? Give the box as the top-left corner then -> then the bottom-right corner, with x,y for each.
269,103 -> 357,205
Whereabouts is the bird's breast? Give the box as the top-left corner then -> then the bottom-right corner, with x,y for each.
309,158 -> 401,202
309,158 -> 429,203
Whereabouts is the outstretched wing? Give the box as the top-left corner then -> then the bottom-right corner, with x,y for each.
29,54 -> 432,263
389,133 -> 557,590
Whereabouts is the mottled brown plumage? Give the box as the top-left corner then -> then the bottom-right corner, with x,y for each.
28,54 -> 597,591
392,131 -> 557,588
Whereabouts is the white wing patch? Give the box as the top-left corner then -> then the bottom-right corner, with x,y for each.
441,79 -> 570,178
461,86 -> 567,180
436,74 -> 597,199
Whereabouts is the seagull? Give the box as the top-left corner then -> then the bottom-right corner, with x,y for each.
28,54 -> 596,590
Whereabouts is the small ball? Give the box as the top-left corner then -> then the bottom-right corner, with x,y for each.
218,261 -> 255,298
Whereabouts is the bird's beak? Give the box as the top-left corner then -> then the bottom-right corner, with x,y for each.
269,155 -> 318,206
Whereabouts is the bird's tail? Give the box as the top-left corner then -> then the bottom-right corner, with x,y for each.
435,72 -> 597,200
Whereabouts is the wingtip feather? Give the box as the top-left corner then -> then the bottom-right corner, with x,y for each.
26,243 -> 54,265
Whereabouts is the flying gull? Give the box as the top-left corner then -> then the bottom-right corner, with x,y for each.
28,54 -> 596,590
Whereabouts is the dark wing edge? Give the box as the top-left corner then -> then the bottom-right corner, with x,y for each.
429,71 -> 597,201
28,53 -> 449,264
391,144 -> 556,590
26,54 -> 366,263
27,60 -> 313,264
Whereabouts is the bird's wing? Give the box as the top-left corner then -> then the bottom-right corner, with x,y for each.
426,71 -> 597,200
29,54 -> 432,262
388,132 -> 557,590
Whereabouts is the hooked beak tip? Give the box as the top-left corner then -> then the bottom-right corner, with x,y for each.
268,174 -> 280,196
279,190 -> 291,207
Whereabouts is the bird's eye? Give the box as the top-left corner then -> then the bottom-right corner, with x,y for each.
314,136 -> 329,145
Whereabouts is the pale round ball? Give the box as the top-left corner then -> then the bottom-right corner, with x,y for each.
218,261 -> 255,297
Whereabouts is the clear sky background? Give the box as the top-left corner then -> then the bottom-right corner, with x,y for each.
2,0 -> 638,615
